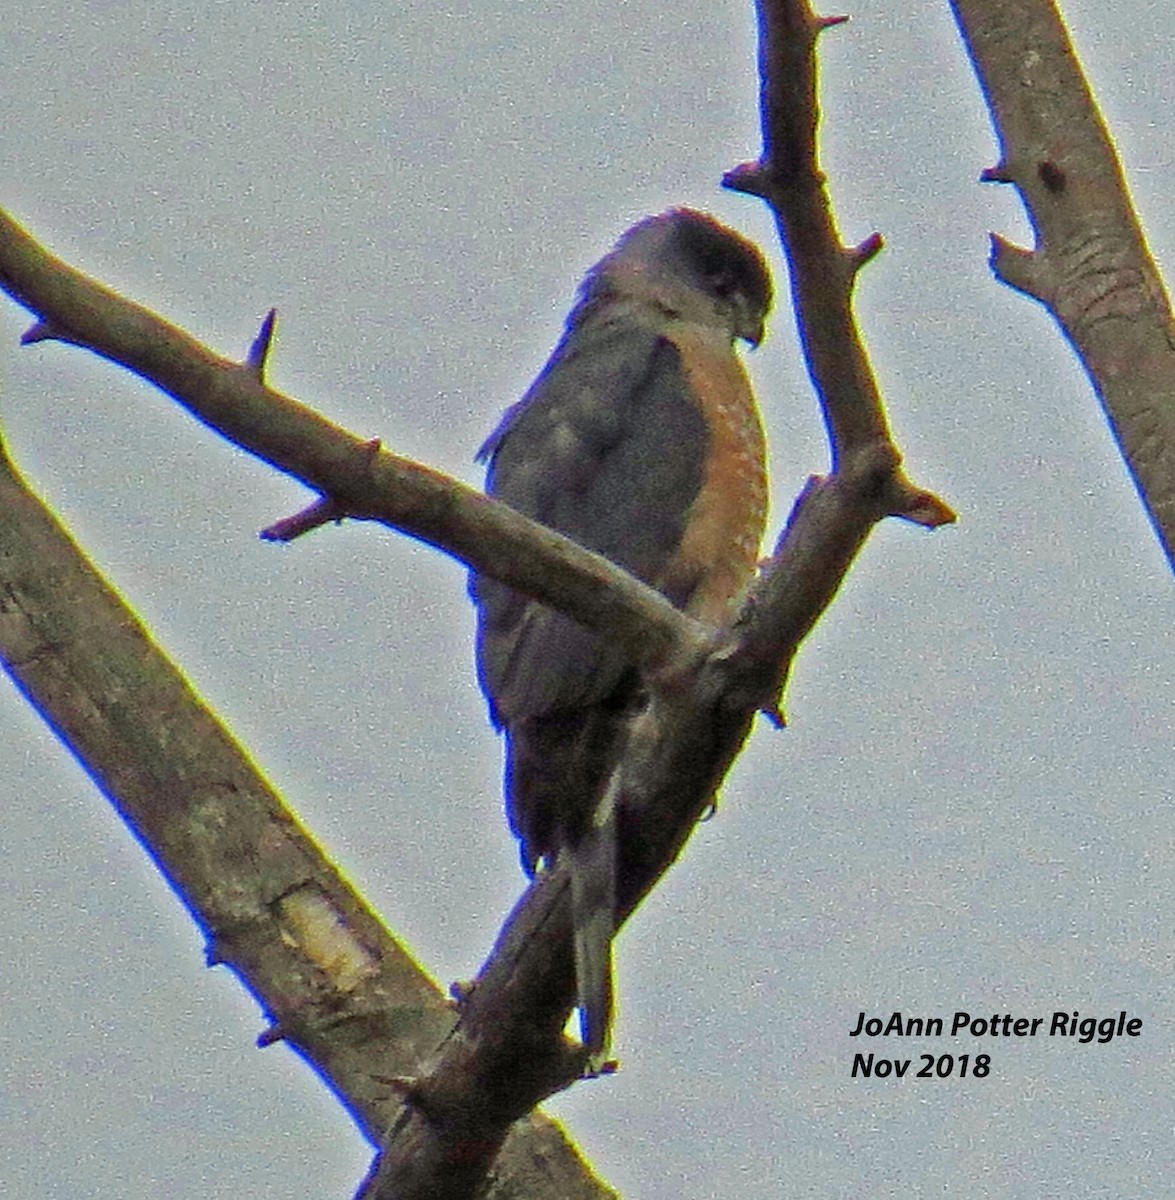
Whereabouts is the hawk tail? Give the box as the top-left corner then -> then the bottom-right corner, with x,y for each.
568,775 -> 618,1074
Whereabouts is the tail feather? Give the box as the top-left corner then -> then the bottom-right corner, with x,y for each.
568,773 -> 619,1073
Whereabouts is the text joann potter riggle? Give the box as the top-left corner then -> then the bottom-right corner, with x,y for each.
850,1009 -> 1141,1043
847,1010 -> 1143,1080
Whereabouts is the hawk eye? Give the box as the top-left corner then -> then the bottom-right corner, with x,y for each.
709,271 -> 737,299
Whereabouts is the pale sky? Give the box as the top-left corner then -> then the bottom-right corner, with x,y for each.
2,3 -> 1172,1197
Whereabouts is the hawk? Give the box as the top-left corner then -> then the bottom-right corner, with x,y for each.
473,209 -> 772,1066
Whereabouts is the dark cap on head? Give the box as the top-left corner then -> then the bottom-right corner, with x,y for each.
598,208 -> 773,346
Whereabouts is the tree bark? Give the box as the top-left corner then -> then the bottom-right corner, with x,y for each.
951,0 -> 1175,573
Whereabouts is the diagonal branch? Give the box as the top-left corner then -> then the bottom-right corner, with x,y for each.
357,449 -> 909,1200
0,426 -> 614,1199
0,206 -> 706,678
950,0 -> 1175,572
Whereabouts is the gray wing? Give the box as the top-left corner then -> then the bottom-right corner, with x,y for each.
472,313 -> 709,728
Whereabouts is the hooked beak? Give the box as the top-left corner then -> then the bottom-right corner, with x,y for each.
732,292 -> 767,348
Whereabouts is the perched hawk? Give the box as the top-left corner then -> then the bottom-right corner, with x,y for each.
473,209 -> 772,1066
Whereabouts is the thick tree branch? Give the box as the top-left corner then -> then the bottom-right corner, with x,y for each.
0,428 -> 612,1198
951,0 -> 1175,572
358,448 -> 909,1200
0,425 -> 447,1129
0,206 -> 706,679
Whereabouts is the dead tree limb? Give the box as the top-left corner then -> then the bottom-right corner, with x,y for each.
950,0 -> 1175,571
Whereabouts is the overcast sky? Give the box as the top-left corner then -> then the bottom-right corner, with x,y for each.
2,2 -> 1173,1197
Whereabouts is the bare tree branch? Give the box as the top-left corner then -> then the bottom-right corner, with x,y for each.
0,426 -> 613,1198
0,423 -> 446,1132
950,0 -> 1175,572
1,0 -> 1163,1193
731,6 -> 899,468
0,206 -> 705,678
